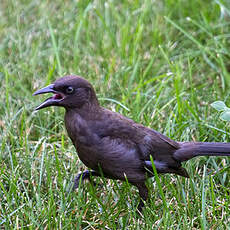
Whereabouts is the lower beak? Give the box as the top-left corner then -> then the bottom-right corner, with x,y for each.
33,84 -> 62,110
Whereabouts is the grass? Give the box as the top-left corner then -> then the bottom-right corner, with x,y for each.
0,0 -> 230,228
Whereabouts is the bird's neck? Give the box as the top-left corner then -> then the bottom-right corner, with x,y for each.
64,104 -> 102,148
65,102 -> 101,120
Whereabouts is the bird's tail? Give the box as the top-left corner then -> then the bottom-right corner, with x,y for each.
173,142 -> 230,162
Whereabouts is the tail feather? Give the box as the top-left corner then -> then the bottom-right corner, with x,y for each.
174,142 -> 230,162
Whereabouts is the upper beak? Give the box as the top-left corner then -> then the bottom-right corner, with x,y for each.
33,84 -> 55,96
33,84 -> 62,110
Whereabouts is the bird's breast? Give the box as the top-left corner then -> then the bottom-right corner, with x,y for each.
64,111 -> 146,182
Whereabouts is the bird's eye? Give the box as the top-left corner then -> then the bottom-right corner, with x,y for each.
65,86 -> 74,94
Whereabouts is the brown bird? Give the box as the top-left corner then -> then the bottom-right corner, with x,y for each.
33,75 -> 230,211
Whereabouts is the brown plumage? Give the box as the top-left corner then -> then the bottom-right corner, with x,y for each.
33,75 -> 230,211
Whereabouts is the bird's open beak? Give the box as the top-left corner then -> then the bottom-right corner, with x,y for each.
33,84 -> 65,110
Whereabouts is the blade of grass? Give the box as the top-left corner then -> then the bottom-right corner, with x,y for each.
150,156 -> 169,212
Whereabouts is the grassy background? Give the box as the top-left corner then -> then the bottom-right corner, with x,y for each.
0,0 -> 230,228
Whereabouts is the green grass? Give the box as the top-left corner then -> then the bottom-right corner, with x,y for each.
0,0 -> 230,228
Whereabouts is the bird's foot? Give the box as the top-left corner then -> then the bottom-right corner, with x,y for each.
72,170 -> 99,190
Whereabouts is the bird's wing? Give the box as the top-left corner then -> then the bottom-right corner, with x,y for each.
135,124 -> 179,159
95,108 -> 179,162
89,109 -> 184,177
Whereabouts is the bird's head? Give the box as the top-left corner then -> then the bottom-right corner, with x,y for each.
33,75 -> 99,110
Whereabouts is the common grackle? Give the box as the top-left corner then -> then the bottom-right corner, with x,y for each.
33,75 -> 230,211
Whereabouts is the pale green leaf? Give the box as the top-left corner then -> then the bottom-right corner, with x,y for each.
220,111 -> 230,121
210,101 -> 227,111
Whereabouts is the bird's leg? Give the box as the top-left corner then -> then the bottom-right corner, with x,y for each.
134,182 -> 149,212
73,170 -> 100,190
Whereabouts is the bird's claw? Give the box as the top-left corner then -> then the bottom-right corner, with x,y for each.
72,170 -> 99,191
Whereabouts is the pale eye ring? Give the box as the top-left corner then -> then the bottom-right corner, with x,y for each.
65,86 -> 74,94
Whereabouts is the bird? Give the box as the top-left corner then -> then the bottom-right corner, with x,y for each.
33,75 -> 230,211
